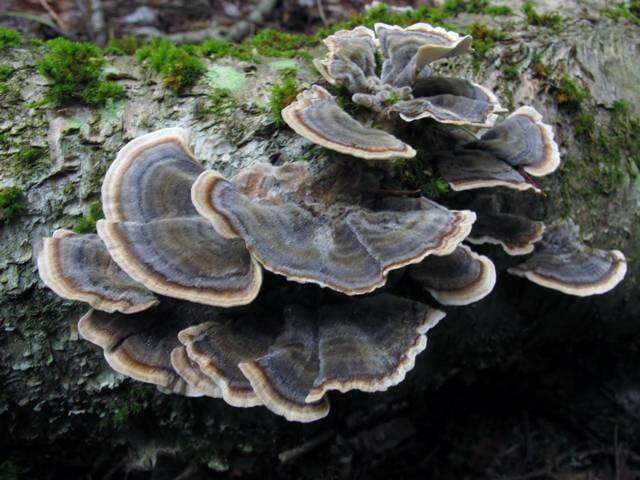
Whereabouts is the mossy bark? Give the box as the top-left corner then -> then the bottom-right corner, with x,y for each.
1,14 -> 639,478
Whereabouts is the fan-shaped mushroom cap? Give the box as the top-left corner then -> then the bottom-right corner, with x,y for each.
37,229 -> 158,313
78,308 -> 203,396
179,294 -> 443,421
102,127 -> 202,222
97,218 -> 262,307
281,85 -> 416,160
192,169 -> 476,295
304,294 -> 444,403
508,220 -> 627,296
375,23 -> 472,87
466,196 -> 545,255
178,319 -> 272,408
464,106 -> 560,176
314,26 -> 377,93
170,346 -> 222,398
98,128 -> 262,307
436,150 -> 542,193
392,94 -> 502,128
77,291 -> 444,422
408,245 -> 496,306
412,76 -> 504,111
239,306 -> 330,422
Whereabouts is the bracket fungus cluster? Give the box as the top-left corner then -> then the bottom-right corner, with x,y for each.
38,22 -> 626,423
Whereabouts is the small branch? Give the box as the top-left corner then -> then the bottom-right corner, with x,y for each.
317,0 -> 328,26
278,431 -> 335,463
368,188 -> 422,197
38,0 -> 69,33
0,10 -> 66,36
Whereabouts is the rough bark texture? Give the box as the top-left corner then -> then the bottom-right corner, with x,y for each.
1,6 -> 639,479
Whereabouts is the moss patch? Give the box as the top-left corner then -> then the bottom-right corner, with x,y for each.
601,2 -> 640,26
135,40 -> 205,93
194,2 -> 514,64
554,75 -> 588,111
442,0 -> 511,15
269,70 -> 300,127
555,99 -> 639,211
397,156 -> 450,199
522,1 -> 563,28
193,88 -> 238,120
38,38 -> 125,106
0,65 -> 13,82
468,23 -> 507,62
0,27 -> 21,51
73,201 -> 104,233
0,186 -> 26,223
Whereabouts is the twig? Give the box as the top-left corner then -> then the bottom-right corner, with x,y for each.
38,0 -> 68,33
495,468 -> 553,480
317,0 -> 328,26
278,430 -> 335,463
0,10 -> 65,35
369,188 -> 422,197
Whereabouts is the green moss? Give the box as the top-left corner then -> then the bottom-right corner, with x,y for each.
484,5 -> 513,15
269,70 -> 300,127
522,1 -> 563,27
397,157 -> 450,199
442,0 -> 511,15
0,186 -> 26,222
104,36 -> 144,55
105,2 -> 513,67
135,39 -> 205,92
601,3 -> 640,25
17,146 -> 44,164
468,23 -> 507,61
198,38 -> 257,62
38,38 -> 125,106
108,387 -> 154,429
194,88 -> 238,120
574,113 -> 595,136
531,52 -> 549,79
503,64 -> 519,79
0,27 -> 21,51
558,100 -> 639,205
554,75 -> 588,110
73,201 -> 104,234
81,81 -> 125,106
0,65 -> 13,82
246,30 -> 314,60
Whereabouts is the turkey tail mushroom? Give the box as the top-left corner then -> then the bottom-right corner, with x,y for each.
508,219 -> 627,296
409,245 -> 496,306
313,26 -> 377,93
463,106 -> 561,177
281,86 -> 416,160
77,308 -> 205,397
192,169 -> 476,295
374,23 -> 472,87
304,294 -> 444,403
97,128 -> 262,307
436,149 -> 542,193
466,195 -> 545,256
37,229 -> 158,314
